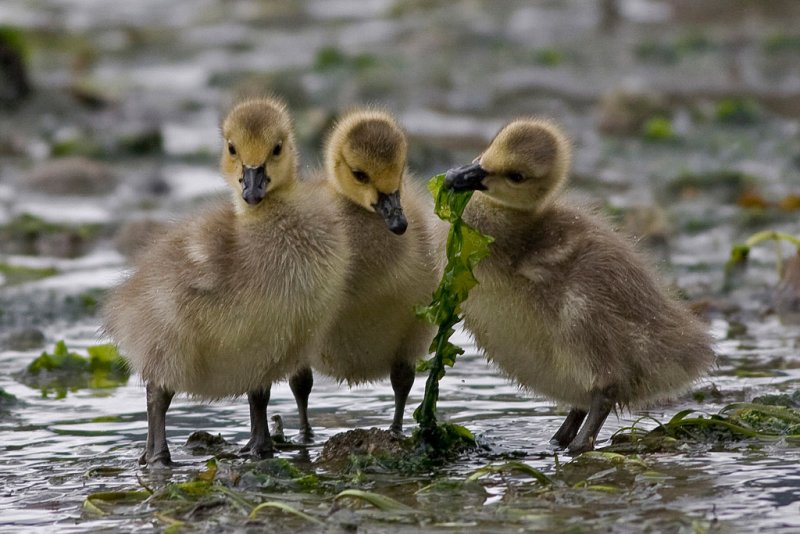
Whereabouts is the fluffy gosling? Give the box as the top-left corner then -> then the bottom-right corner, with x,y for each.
289,109 -> 440,436
445,118 -> 715,454
103,98 -> 349,466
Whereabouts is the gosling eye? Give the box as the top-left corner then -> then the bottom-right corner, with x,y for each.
507,172 -> 525,183
352,170 -> 369,184
228,142 -> 237,156
272,141 -> 283,157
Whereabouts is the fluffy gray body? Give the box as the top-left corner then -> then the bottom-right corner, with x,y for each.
104,188 -> 348,399
312,178 -> 439,383
463,197 -> 715,410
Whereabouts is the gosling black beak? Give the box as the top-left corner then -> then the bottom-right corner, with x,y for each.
444,163 -> 489,192
372,190 -> 408,235
241,165 -> 269,205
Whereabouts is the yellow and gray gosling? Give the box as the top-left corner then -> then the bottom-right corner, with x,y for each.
444,118 -> 715,454
288,109 -> 440,437
103,98 -> 350,466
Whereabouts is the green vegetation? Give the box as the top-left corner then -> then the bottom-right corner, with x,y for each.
0,262 -> 58,286
0,25 -> 30,59
609,401 -> 800,453
81,458 -> 412,527
635,34 -> 713,63
532,47 -> 563,67
16,341 -> 129,398
724,229 -> 800,280
413,174 -> 492,446
763,33 -> 800,54
117,128 -> 163,156
715,98 -> 762,125
0,387 -> 18,413
314,46 -> 377,72
642,116 -> 676,142
50,137 -> 103,158
0,213 -> 104,256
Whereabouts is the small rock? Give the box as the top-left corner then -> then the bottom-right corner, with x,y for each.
319,428 -> 408,465
26,157 -> 117,196
3,328 -> 45,350
185,431 -> 229,454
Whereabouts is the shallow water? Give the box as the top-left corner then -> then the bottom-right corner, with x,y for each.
3,0 -> 800,531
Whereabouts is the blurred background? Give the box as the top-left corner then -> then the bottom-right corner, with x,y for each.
1,0 -> 799,297
3,1 -> 800,530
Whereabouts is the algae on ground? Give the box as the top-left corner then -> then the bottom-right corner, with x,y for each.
0,262 -> 58,286
609,401 -> 800,453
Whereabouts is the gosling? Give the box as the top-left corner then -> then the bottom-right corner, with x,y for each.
103,98 -> 349,466
445,119 -> 715,454
288,109 -> 440,436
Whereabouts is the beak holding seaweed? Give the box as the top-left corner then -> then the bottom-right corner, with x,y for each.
444,163 -> 489,192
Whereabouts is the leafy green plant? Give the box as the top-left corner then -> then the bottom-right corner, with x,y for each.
333,489 -> 413,512
609,402 -> 800,453
467,461 -> 553,485
413,174 -> 493,445
642,116 -> 676,142
0,262 -> 58,286
724,229 -> 800,285
715,98 -> 761,125
17,340 -> 129,397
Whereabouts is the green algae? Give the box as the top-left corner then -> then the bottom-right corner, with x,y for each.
17,340 -> 129,397
642,116 -> 677,142
0,262 -> 58,286
0,387 -> 18,413
716,98 -> 762,125
414,174 -> 493,445
0,213 -> 104,257
724,229 -> 800,288
609,402 -> 800,453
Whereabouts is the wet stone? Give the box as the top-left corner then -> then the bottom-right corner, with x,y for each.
319,428 -> 409,466
185,431 -> 229,455
2,328 -> 45,351
26,157 -> 117,196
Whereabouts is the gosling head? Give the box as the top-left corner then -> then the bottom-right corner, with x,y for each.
221,98 -> 298,211
325,110 -> 409,235
445,119 -> 572,213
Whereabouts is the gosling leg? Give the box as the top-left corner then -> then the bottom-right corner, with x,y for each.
567,389 -> 613,454
550,408 -> 587,448
241,386 -> 273,458
289,367 -> 314,442
389,359 -> 415,433
140,382 -> 174,468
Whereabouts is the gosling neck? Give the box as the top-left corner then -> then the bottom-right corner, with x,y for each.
233,179 -> 298,221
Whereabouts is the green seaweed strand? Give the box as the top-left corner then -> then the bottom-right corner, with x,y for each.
413,174 -> 493,439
